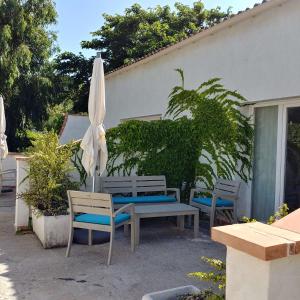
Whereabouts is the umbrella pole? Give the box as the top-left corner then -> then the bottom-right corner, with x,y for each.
92,150 -> 99,192
92,173 -> 96,192
0,158 -> 2,193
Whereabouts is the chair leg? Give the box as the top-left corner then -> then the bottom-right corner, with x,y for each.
135,217 -> 140,247
66,227 -> 74,257
124,224 -> 129,236
88,229 -> 92,246
210,207 -> 215,229
233,203 -> 238,223
210,196 -> 217,229
107,228 -> 114,266
177,215 -> 185,231
130,222 -> 135,252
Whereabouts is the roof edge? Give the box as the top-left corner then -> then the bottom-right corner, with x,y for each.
105,0 -> 287,79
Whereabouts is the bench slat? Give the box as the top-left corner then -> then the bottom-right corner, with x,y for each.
136,176 -> 165,181
103,187 -> 134,194
103,181 -> 134,188
72,197 -> 111,208
136,186 -> 166,193
73,205 -> 110,215
69,191 -> 111,201
136,181 -> 166,187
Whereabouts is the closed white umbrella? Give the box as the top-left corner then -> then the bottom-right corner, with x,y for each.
0,96 -> 8,162
0,95 -> 8,193
80,53 -> 108,191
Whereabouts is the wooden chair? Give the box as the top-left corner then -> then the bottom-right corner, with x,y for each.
66,190 -> 135,265
189,179 -> 241,228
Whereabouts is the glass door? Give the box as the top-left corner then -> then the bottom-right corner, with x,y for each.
252,106 -> 278,220
284,107 -> 300,211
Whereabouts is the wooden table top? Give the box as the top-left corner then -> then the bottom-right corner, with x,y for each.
134,203 -> 198,215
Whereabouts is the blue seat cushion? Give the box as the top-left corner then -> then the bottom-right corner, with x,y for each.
74,213 -> 130,225
192,197 -> 233,207
112,195 -> 177,204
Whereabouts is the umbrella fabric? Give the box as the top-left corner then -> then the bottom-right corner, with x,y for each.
80,57 -> 108,177
0,96 -> 8,160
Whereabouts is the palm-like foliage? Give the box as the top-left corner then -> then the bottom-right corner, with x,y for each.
167,69 -> 253,187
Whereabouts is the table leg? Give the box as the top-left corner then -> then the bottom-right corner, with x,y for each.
135,217 -> 140,247
88,229 -> 92,246
177,215 -> 185,231
194,212 -> 199,238
124,224 -> 129,236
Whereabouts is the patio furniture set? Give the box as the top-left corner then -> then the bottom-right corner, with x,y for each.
66,175 -> 240,265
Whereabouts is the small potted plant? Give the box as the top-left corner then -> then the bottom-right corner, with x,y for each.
19,132 -> 79,248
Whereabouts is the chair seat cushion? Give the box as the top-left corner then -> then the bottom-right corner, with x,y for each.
192,197 -> 233,207
112,195 -> 177,204
75,213 -> 130,225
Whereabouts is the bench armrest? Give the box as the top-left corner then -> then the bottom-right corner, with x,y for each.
166,188 -> 180,202
114,203 -> 135,217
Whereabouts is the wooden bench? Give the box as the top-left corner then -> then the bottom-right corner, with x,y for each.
100,176 -> 180,207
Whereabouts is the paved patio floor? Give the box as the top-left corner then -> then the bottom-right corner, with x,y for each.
0,192 -> 225,300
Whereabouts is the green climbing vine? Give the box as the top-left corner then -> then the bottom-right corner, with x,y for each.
106,70 -> 253,196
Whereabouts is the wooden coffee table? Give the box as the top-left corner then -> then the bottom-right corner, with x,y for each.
133,203 -> 199,246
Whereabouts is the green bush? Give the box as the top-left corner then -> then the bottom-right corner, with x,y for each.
106,118 -> 198,189
188,257 -> 226,299
19,132 -> 79,216
242,203 -> 289,224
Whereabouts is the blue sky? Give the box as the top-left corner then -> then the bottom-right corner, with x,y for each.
53,0 -> 259,57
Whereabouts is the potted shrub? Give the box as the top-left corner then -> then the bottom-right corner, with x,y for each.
19,132 -> 79,248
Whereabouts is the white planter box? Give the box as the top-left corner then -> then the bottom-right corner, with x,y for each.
32,212 -> 69,249
142,285 -> 200,300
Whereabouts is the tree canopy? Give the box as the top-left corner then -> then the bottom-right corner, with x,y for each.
81,2 -> 231,71
0,0 -> 57,150
0,1 -> 232,150
53,52 -> 94,113
52,1 -> 231,117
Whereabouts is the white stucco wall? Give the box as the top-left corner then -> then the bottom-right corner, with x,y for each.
105,0 -> 300,129
102,0 -> 300,217
58,114 -> 98,192
2,153 -> 17,171
226,246 -> 300,300
59,115 -> 90,145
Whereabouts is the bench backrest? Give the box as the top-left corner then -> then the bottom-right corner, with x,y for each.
68,190 -> 113,217
213,178 -> 241,201
101,176 -> 167,197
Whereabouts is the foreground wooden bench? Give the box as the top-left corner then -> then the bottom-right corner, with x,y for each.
100,176 -> 180,207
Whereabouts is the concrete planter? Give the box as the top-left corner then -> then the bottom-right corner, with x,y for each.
142,285 -> 200,300
32,212 -> 69,249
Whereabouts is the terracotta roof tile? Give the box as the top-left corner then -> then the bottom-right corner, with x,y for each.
105,0 -> 272,76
